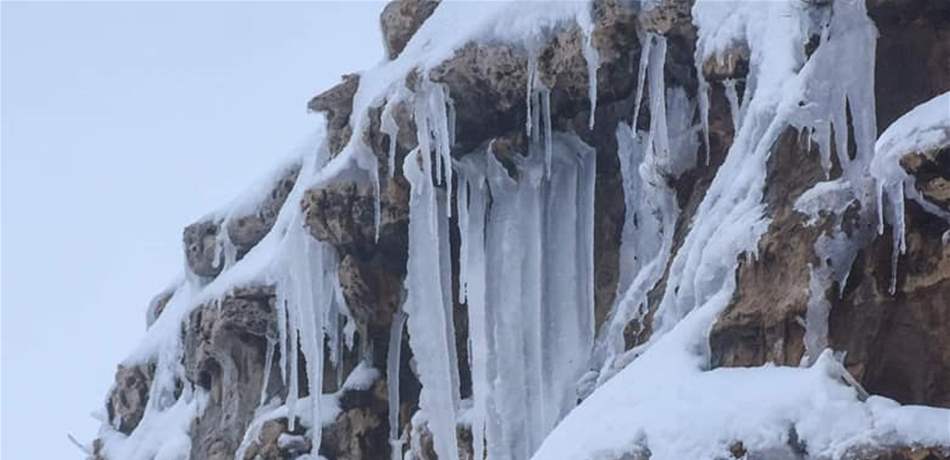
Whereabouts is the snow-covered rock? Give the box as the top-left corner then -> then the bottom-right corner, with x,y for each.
89,1 -> 950,459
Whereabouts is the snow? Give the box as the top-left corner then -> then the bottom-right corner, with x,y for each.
535,346 -> 950,460
873,92 -> 950,173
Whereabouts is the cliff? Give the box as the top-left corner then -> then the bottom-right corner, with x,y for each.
91,1 -> 950,459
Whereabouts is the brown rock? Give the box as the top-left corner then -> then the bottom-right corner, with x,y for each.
106,364 -> 154,435
226,162 -> 301,258
184,285 -> 281,459
711,129 -> 827,368
900,147 -> 950,210
308,74 -> 360,156
701,45 -> 750,82
638,0 -> 692,36
380,0 -> 440,60
183,218 -> 223,279
429,42 -> 529,152
301,175 -> 410,251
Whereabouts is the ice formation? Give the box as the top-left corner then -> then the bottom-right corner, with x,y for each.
538,0 -> 950,458
97,1 -> 950,459
98,127 -> 360,460
454,132 -> 596,460
387,311 -> 408,460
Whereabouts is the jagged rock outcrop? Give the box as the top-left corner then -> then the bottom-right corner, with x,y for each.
184,285 -> 279,460
93,0 -> 950,459
106,364 -> 154,435
380,0 -> 440,60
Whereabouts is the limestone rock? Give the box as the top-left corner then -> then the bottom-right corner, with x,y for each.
301,175 -> 410,251
183,285 -> 280,459
308,74 -> 360,156
225,162 -> 301,257
638,0 -> 692,36
380,0 -> 439,60
900,147 -> 950,209
106,364 -> 153,435
183,218 -> 223,279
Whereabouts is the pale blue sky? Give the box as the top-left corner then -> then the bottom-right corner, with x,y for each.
1,2 -> 383,457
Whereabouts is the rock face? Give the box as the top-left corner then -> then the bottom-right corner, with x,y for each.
94,1 -> 950,459
380,0 -> 439,60
184,285 -> 279,460
106,364 -> 153,435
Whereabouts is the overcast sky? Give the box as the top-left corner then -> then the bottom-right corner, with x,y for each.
1,2 -> 383,457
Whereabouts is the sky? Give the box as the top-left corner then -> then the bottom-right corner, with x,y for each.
1,2 -> 383,457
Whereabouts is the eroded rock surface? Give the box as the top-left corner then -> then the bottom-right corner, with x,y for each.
106,364 -> 153,435
380,0 -> 440,59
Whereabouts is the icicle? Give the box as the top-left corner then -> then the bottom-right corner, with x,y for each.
457,161 -> 490,460
646,34 -> 670,163
697,72 -> 711,164
387,311 -> 408,460
259,337 -> 275,406
723,79 -> 741,131
526,52 -> 538,136
372,152 -> 382,243
457,178 -> 471,304
445,86 -> 457,147
541,87 -> 553,177
285,294 -> 300,431
402,148 -> 461,460
381,96 -> 400,178
594,123 -> 679,381
630,32 -> 652,131
581,26 -> 600,130
457,134 -> 596,460
276,289 -> 289,386
889,184 -> 905,294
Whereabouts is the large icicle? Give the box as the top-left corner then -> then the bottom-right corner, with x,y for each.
456,133 -> 596,460
455,160 -> 491,460
403,147 -> 461,460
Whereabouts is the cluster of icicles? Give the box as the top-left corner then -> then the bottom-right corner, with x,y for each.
102,1 -> 950,459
